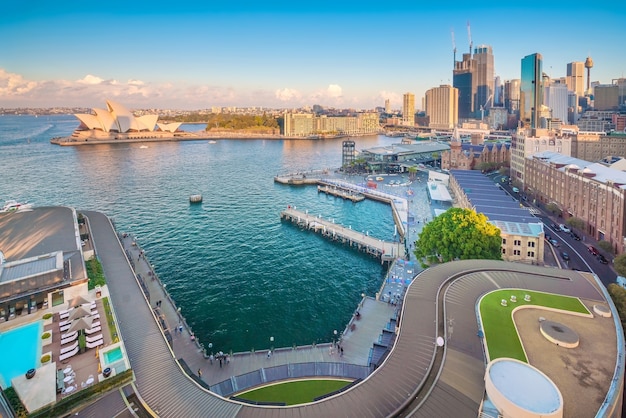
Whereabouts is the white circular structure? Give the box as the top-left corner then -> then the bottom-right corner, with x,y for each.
485,358 -> 563,418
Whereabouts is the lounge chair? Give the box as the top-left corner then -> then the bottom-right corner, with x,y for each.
60,311 -> 70,320
59,323 -> 71,333
61,331 -> 78,340
86,338 -> 103,349
59,346 -> 79,362
60,341 -> 78,355
59,319 -> 71,327
85,325 -> 101,335
85,333 -> 103,344
60,333 -> 78,346
91,313 -> 100,320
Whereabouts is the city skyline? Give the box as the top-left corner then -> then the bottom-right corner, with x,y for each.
2,1 -> 625,110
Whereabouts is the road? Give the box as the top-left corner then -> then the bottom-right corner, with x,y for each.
488,172 -> 618,287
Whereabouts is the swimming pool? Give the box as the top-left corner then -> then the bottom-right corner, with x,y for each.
0,321 -> 43,389
100,344 -> 128,374
104,346 -> 123,364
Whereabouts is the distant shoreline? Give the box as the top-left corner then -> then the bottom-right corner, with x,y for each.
50,131 -> 376,146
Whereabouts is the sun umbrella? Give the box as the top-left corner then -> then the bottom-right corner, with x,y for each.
67,315 -> 94,334
68,305 -> 93,321
67,294 -> 91,308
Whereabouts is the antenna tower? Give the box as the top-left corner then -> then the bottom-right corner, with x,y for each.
451,28 -> 456,66
467,20 -> 472,56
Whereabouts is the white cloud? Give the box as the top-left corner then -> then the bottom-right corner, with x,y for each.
77,74 -> 105,85
0,69 -> 37,96
275,88 -> 302,102
326,84 -> 342,98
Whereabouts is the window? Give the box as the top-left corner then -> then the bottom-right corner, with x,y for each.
502,238 -> 507,244
527,251 -> 535,257
514,250 -> 521,255
528,241 -> 535,247
502,248 -> 506,254
514,240 -> 521,246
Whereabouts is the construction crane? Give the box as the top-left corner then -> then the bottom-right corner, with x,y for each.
451,27 -> 456,65
467,20 -> 472,56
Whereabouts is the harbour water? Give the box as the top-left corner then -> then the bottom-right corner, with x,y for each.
1,115 -> 412,353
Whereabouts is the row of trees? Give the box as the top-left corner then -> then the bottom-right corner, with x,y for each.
205,114 -> 279,130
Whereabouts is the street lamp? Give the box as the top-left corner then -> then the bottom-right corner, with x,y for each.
333,330 -> 338,347
270,336 -> 274,352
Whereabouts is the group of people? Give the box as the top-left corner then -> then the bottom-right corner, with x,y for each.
208,351 -> 230,368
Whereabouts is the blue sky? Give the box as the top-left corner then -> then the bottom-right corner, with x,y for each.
1,1 -> 624,110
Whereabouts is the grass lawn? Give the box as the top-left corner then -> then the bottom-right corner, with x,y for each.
236,379 -> 352,406
480,289 -> 590,363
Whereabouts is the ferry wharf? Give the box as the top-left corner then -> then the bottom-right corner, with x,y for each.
280,207 -> 404,262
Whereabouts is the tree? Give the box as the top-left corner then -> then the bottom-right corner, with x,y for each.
408,166 -> 418,180
545,202 -> 562,216
565,217 -> 585,231
598,240 -> 614,255
607,284 -> 626,331
614,254 -> 626,277
413,208 -> 502,267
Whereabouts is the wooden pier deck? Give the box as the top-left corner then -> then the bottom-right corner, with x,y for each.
280,208 -> 404,262
317,185 -> 365,202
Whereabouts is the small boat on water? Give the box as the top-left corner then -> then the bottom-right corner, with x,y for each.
1,200 -> 33,213
208,140 -> 217,144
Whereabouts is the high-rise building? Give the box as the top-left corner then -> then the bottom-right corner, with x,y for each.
594,85 -> 620,111
474,45 -> 495,116
544,82 -> 568,123
425,85 -> 458,130
566,62 -> 584,97
520,53 -> 543,129
504,79 -> 521,115
494,76 -> 503,106
402,93 -> 415,126
385,99 -> 391,114
453,53 -> 477,120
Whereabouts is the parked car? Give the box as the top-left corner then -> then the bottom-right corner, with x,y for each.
550,223 -> 559,230
559,224 -> 571,233
549,239 -> 559,247
570,232 -> 581,241
588,246 -> 599,256
597,254 -> 609,264
561,251 -> 570,261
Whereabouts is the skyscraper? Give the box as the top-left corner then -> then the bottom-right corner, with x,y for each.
520,53 -> 543,129
425,85 -> 458,130
504,79 -> 521,116
453,53 -> 477,120
474,45 -> 495,116
566,62 -> 584,97
402,93 -> 415,126
384,99 -> 391,114
544,82 -> 569,123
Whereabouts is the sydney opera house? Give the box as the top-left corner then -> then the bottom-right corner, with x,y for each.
52,100 -> 202,144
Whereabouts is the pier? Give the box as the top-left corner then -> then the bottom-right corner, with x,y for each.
280,207 -> 404,262
317,184 -> 365,202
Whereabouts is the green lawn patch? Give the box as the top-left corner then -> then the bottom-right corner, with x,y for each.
479,289 -> 590,363
236,379 -> 352,406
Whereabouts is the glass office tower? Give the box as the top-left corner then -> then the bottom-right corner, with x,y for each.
520,53 -> 543,129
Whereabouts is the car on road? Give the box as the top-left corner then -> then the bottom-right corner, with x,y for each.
549,239 -> 559,247
597,254 -> 609,264
550,223 -> 559,230
561,251 -> 570,261
588,246 -> 599,256
559,224 -> 571,233
570,232 -> 581,241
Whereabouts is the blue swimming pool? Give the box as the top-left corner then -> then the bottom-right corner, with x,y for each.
103,346 -> 123,364
0,321 -> 43,389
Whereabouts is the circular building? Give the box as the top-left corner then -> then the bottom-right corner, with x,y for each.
485,357 -> 563,418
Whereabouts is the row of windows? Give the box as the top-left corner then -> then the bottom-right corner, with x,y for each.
502,239 -> 536,247
502,249 -> 535,257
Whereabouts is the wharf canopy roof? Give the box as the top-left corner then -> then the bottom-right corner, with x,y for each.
74,100 -> 181,133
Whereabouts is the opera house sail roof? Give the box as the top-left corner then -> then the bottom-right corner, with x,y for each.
72,100 -> 182,138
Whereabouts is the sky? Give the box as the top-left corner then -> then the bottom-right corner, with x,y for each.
1,1 -> 625,110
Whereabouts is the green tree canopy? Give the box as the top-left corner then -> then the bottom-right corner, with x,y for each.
413,208 -> 502,266
607,284 -> 626,331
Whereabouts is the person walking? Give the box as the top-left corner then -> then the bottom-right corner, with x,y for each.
198,369 -> 202,378
209,354 -> 214,365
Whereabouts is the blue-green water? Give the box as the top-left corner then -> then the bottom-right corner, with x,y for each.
0,321 -> 42,389
1,115 -> 405,353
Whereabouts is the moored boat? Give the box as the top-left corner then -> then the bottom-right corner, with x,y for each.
1,200 -> 33,213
